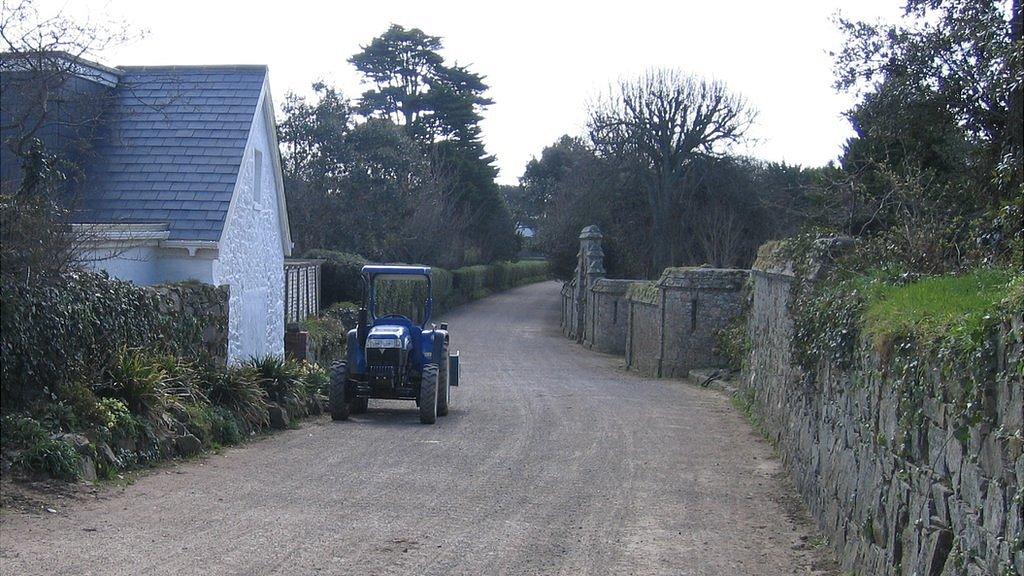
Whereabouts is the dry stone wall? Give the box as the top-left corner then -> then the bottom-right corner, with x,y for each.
148,282 -> 229,364
743,248 -> 1022,576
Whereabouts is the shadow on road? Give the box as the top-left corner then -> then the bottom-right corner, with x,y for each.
338,405 -> 467,429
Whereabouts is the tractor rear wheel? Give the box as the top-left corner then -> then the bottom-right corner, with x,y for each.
419,364 -> 438,424
437,340 -> 450,416
329,361 -> 350,421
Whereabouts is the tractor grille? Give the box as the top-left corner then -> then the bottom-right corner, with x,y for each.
367,348 -> 402,386
369,364 -> 396,377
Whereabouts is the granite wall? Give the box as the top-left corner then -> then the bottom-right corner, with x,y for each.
743,244 -> 1022,576
585,279 -> 633,355
624,267 -> 747,378
148,281 -> 229,364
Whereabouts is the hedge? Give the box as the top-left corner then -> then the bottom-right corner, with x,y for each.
307,250 -> 549,314
0,271 -> 209,412
303,250 -> 369,307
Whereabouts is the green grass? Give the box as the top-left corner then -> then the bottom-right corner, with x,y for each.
862,268 -> 1020,344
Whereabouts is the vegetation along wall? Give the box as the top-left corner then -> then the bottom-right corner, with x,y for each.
1,271 -> 228,411
742,240 -> 1022,576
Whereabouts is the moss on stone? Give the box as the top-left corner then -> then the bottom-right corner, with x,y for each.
625,281 -> 659,305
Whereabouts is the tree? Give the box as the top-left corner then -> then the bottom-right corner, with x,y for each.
349,24 -> 492,145
278,84 -> 464,266
832,0 -> 1023,268
349,24 -> 514,265
588,69 -> 755,271
0,0 -> 136,280
834,0 -> 1023,201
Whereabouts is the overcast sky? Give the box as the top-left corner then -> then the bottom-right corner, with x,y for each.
37,0 -> 904,184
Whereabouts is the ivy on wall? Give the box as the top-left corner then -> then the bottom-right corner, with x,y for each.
0,271 -> 216,412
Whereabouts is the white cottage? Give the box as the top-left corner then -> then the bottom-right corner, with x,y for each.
61,61 -> 292,363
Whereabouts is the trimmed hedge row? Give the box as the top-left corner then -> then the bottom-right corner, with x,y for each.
309,250 -> 549,314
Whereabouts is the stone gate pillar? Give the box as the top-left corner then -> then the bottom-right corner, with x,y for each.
574,225 -> 605,343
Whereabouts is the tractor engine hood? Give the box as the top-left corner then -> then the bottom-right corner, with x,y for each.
366,325 -> 412,350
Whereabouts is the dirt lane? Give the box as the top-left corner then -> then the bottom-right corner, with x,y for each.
0,281 -> 835,575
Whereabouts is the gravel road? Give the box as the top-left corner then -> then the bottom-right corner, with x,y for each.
0,281 -> 836,575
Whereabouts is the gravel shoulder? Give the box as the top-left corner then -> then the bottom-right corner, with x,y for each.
0,281 -> 837,575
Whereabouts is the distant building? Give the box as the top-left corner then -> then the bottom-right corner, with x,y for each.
0,53 -> 292,362
515,224 -> 536,238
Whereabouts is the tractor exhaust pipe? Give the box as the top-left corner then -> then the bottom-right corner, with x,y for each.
357,307 -> 369,348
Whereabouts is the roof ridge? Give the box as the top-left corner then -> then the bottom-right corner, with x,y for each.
117,64 -> 268,72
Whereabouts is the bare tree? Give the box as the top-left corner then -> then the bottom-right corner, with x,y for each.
0,0 -> 136,280
0,0 -> 135,163
588,69 -> 755,272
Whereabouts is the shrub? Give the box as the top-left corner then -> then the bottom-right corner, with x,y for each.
452,265 -> 490,303
93,397 -> 141,444
200,365 -> 268,431
300,315 -> 347,364
297,361 -> 329,398
209,406 -> 243,445
1,414 -> 81,481
0,414 -> 49,450
96,349 -> 185,427
182,403 -> 242,448
715,314 -> 749,372
246,356 -> 307,409
14,437 -> 81,481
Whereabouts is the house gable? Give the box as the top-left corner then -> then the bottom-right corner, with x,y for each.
213,80 -> 289,362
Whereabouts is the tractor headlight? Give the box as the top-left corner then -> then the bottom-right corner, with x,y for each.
366,337 -> 401,349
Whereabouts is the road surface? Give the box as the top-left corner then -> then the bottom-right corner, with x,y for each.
0,281 -> 835,575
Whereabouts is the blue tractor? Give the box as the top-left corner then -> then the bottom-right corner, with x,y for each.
329,265 -> 460,424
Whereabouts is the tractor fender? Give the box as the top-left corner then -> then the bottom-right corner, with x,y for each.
421,329 -> 448,365
345,329 -> 367,375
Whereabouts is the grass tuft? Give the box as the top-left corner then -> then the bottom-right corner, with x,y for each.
862,269 -> 1020,345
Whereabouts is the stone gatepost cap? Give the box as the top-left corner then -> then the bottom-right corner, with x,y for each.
579,225 -> 603,239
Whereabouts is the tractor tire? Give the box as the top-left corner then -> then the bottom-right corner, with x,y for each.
329,361 -> 350,421
437,340 -> 450,416
351,397 -> 368,414
419,364 -> 438,425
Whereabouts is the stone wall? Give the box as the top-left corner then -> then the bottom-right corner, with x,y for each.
585,279 -> 633,354
743,246 -> 1023,576
562,226 -> 606,343
148,282 -> 229,364
559,225 -> 746,374
624,267 -> 746,378
624,283 -> 660,375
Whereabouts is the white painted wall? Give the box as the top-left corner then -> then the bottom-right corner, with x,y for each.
213,90 -> 285,364
81,245 -> 160,284
151,249 -> 216,284
82,245 -> 215,285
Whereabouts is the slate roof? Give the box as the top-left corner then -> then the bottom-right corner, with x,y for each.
74,65 -> 267,242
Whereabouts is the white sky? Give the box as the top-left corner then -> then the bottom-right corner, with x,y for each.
35,0 -> 905,184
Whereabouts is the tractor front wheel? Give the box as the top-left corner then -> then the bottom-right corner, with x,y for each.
419,364 -> 438,424
329,361 -> 350,421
